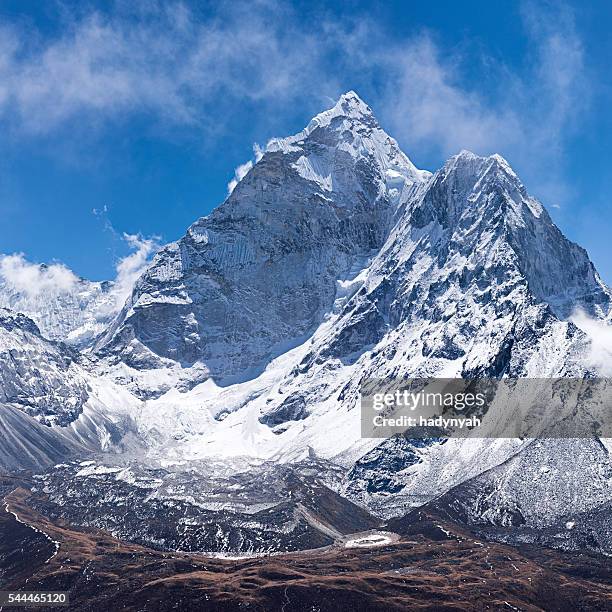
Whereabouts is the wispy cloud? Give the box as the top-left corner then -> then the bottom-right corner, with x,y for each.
373,35 -> 522,157
0,1 -> 590,204
227,143 -> 265,194
227,160 -> 254,195
112,233 -> 158,307
353,2 -> 587,178
0,1 -> 331,135
571,309 -> 612,376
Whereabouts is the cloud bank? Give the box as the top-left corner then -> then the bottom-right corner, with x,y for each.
0,3 -> 585,142
0,254 -> 79,299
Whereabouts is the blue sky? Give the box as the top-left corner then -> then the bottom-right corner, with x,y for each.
0,0 -> 611,283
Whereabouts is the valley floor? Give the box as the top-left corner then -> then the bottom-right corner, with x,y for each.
0,478 -> 610,611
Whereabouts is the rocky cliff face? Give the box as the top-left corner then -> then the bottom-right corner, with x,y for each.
252,148 -> 609,447
94,94 -> 609,409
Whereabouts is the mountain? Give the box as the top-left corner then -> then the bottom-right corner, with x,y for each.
94,91 -> 430,398
0,92 -> 611,561
84,93 -> 610,467
0,306 -> 142,471
0,269 -> 117,348
0,404 -> 84,472
409,436 -> 612,556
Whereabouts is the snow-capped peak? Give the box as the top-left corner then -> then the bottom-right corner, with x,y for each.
434,149 -> 527,214
448,150 -> 515,173
405,147 -> 610,320
224,92 -> 381,197
265,90 -> 378,153
445,149 -> 512,176
305,90 -> 375,132
265,91 -> 429,193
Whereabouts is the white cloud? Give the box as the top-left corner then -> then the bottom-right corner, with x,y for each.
227,160 -> 254,195
571,309 -> 612,376
227,143 -> 266,194
0,253 -> 79,298
0,2 -> 330,135
376,37 -> 521,157
253,143 -> 264,162
112,233 -> 158,307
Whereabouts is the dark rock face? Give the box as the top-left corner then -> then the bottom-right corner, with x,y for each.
259,395 -> 308,426
30,459 -> 378,555
347,438 -> 428,494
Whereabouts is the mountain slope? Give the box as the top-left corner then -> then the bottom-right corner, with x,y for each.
0,308 -> 89,426
407,436 -> 612,555
0,306 -> 143,470
0,403 -> 85,471
84,93 -> 611,473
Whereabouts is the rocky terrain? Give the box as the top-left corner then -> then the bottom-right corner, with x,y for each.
0,309 -> 89,426
28,459 -> 378,555
1,481 -> 611,611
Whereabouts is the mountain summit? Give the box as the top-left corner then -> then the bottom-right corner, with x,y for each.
94,92 -> 431,396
